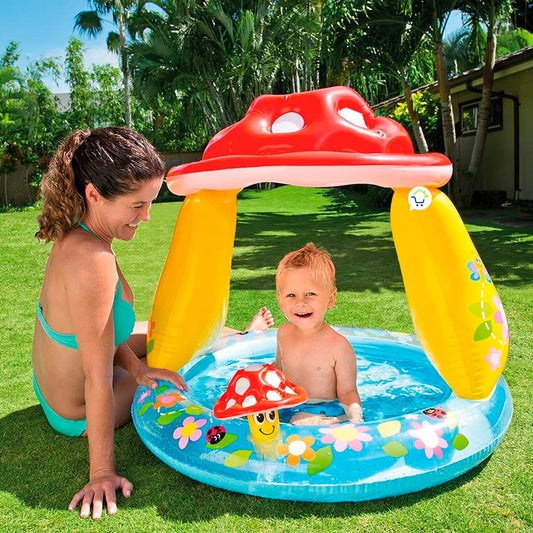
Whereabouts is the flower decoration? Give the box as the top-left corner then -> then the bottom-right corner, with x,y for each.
492,296 -> 509,341
485,347 -> 502,371
319,424 -> 372,452
137,390 -> 151,404
173,416 -> 207,449
467,260 -> 481,281
154,391 -> 185,409
277,435 -> 316,467
408,421 -> 448,459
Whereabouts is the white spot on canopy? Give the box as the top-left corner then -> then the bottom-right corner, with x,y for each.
339,107 -> 367,128
272,112 -> 304,133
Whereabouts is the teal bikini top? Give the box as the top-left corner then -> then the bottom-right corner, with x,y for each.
36,223 -> 136,349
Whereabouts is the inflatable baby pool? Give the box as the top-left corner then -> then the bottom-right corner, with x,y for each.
132,327 -> 512,502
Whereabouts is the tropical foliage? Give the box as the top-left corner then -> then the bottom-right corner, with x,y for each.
2,0 -> 532,207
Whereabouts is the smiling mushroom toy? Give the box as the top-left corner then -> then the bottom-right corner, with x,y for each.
214,364 -> 307,455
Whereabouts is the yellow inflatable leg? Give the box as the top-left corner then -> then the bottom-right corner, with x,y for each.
391,188 -> 509,400
147,189 -> 239,371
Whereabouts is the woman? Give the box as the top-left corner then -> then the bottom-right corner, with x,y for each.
32,127 -> 273,520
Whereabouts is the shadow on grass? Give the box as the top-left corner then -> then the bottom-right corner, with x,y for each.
233,188 -> 533,293
233,208 -> 401,294
0,406 -> 493,522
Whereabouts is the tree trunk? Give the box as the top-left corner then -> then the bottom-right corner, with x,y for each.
434,39 -> 459,202
200,64 -> 233,128
403,81 -> 428,154
464,29 -> 497,206
119,13 -> 132,128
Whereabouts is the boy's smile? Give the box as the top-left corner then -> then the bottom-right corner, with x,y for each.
277,267 -> 336,332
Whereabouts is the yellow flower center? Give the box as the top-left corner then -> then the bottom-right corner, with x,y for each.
331,426 -> 359,442
181,422 -> 196,438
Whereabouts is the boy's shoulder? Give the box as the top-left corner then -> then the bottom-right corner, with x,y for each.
326,326 -> 355,352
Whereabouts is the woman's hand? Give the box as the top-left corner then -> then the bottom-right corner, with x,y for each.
134,364 -> 189,392
68,469 -> 133,520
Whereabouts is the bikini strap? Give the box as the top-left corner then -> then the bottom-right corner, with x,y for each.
78,222 -> 102,242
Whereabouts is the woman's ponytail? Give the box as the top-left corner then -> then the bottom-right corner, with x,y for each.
35,130 -> 90,243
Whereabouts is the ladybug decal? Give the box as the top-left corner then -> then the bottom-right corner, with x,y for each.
423,407 -> 447,420
206,425 -> 226,444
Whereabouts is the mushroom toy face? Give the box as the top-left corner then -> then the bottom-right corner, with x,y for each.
214,364 -> 307,446
247,410 -> 280,443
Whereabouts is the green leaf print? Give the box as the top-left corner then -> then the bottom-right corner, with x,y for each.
224,449 -> 252,468
157,410 -> 182,425
452,433 -> 469,450
474,321 -> 493,341
206,433 -> 238,449
138,402 -> 154,417
307,445 -> 333,476
146,338 -> 155,355
382,441 -> 408,458
468,301 -> 495,319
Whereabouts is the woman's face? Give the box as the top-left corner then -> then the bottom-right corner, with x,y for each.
101,177 -> 163,241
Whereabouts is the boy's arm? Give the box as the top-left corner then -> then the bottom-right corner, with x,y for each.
335,338 -> 363,422
273,323 -> 287,370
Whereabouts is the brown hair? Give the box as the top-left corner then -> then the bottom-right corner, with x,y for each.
36,127 -> 164,243
276,242 -> 336,293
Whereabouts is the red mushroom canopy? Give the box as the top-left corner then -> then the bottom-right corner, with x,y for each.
167,86 -> 452,195
214,364 -> 308,420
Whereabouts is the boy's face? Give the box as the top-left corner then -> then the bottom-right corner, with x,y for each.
276,266 -> 336,331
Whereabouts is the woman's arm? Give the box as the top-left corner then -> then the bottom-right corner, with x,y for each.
66,248 -> 132,519
114,341 -> 188,391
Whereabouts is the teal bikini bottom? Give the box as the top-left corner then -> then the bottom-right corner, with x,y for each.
33,373 -> 86,437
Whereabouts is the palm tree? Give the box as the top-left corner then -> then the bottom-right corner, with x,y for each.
75,0 -> 136,127
426,1 -> 461,166
460,0 -> 513,206
129,0 -> 314,135
445,25 -> 533,75
325,0 -> 435,153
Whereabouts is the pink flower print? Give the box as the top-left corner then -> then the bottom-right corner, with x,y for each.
319,424 -> 372,452
483,266 -> 492,284
154,392 -> 185,410
485,347 -> 502,371
173,416 -> 207,449
137,390 -> 151,404
467,260 -> 481,281
492,296 -> 509,341
408,421 -> 448,459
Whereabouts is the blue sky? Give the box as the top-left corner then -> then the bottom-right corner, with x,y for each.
1,0 -> 118,91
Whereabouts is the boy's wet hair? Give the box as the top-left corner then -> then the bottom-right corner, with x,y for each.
276,242 -> 336,293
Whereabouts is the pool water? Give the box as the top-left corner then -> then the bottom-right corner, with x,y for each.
182,335 -> 451,422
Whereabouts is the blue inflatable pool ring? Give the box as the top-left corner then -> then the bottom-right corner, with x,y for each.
132,327 -> 513,502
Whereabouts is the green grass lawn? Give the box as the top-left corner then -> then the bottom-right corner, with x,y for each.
1,186 -> 531,532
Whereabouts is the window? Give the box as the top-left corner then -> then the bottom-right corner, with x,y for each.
460,96 -> 503,135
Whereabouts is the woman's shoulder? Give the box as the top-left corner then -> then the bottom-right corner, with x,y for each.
55,228 -> 116,279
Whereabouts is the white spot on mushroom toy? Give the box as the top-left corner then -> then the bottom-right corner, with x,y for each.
214,364 -> 307,449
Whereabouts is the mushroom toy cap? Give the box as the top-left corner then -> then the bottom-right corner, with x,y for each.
167,86 -> 452,195
214,364 -> 308,420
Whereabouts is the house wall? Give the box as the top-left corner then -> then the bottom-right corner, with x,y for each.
452,62 -> 533,200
